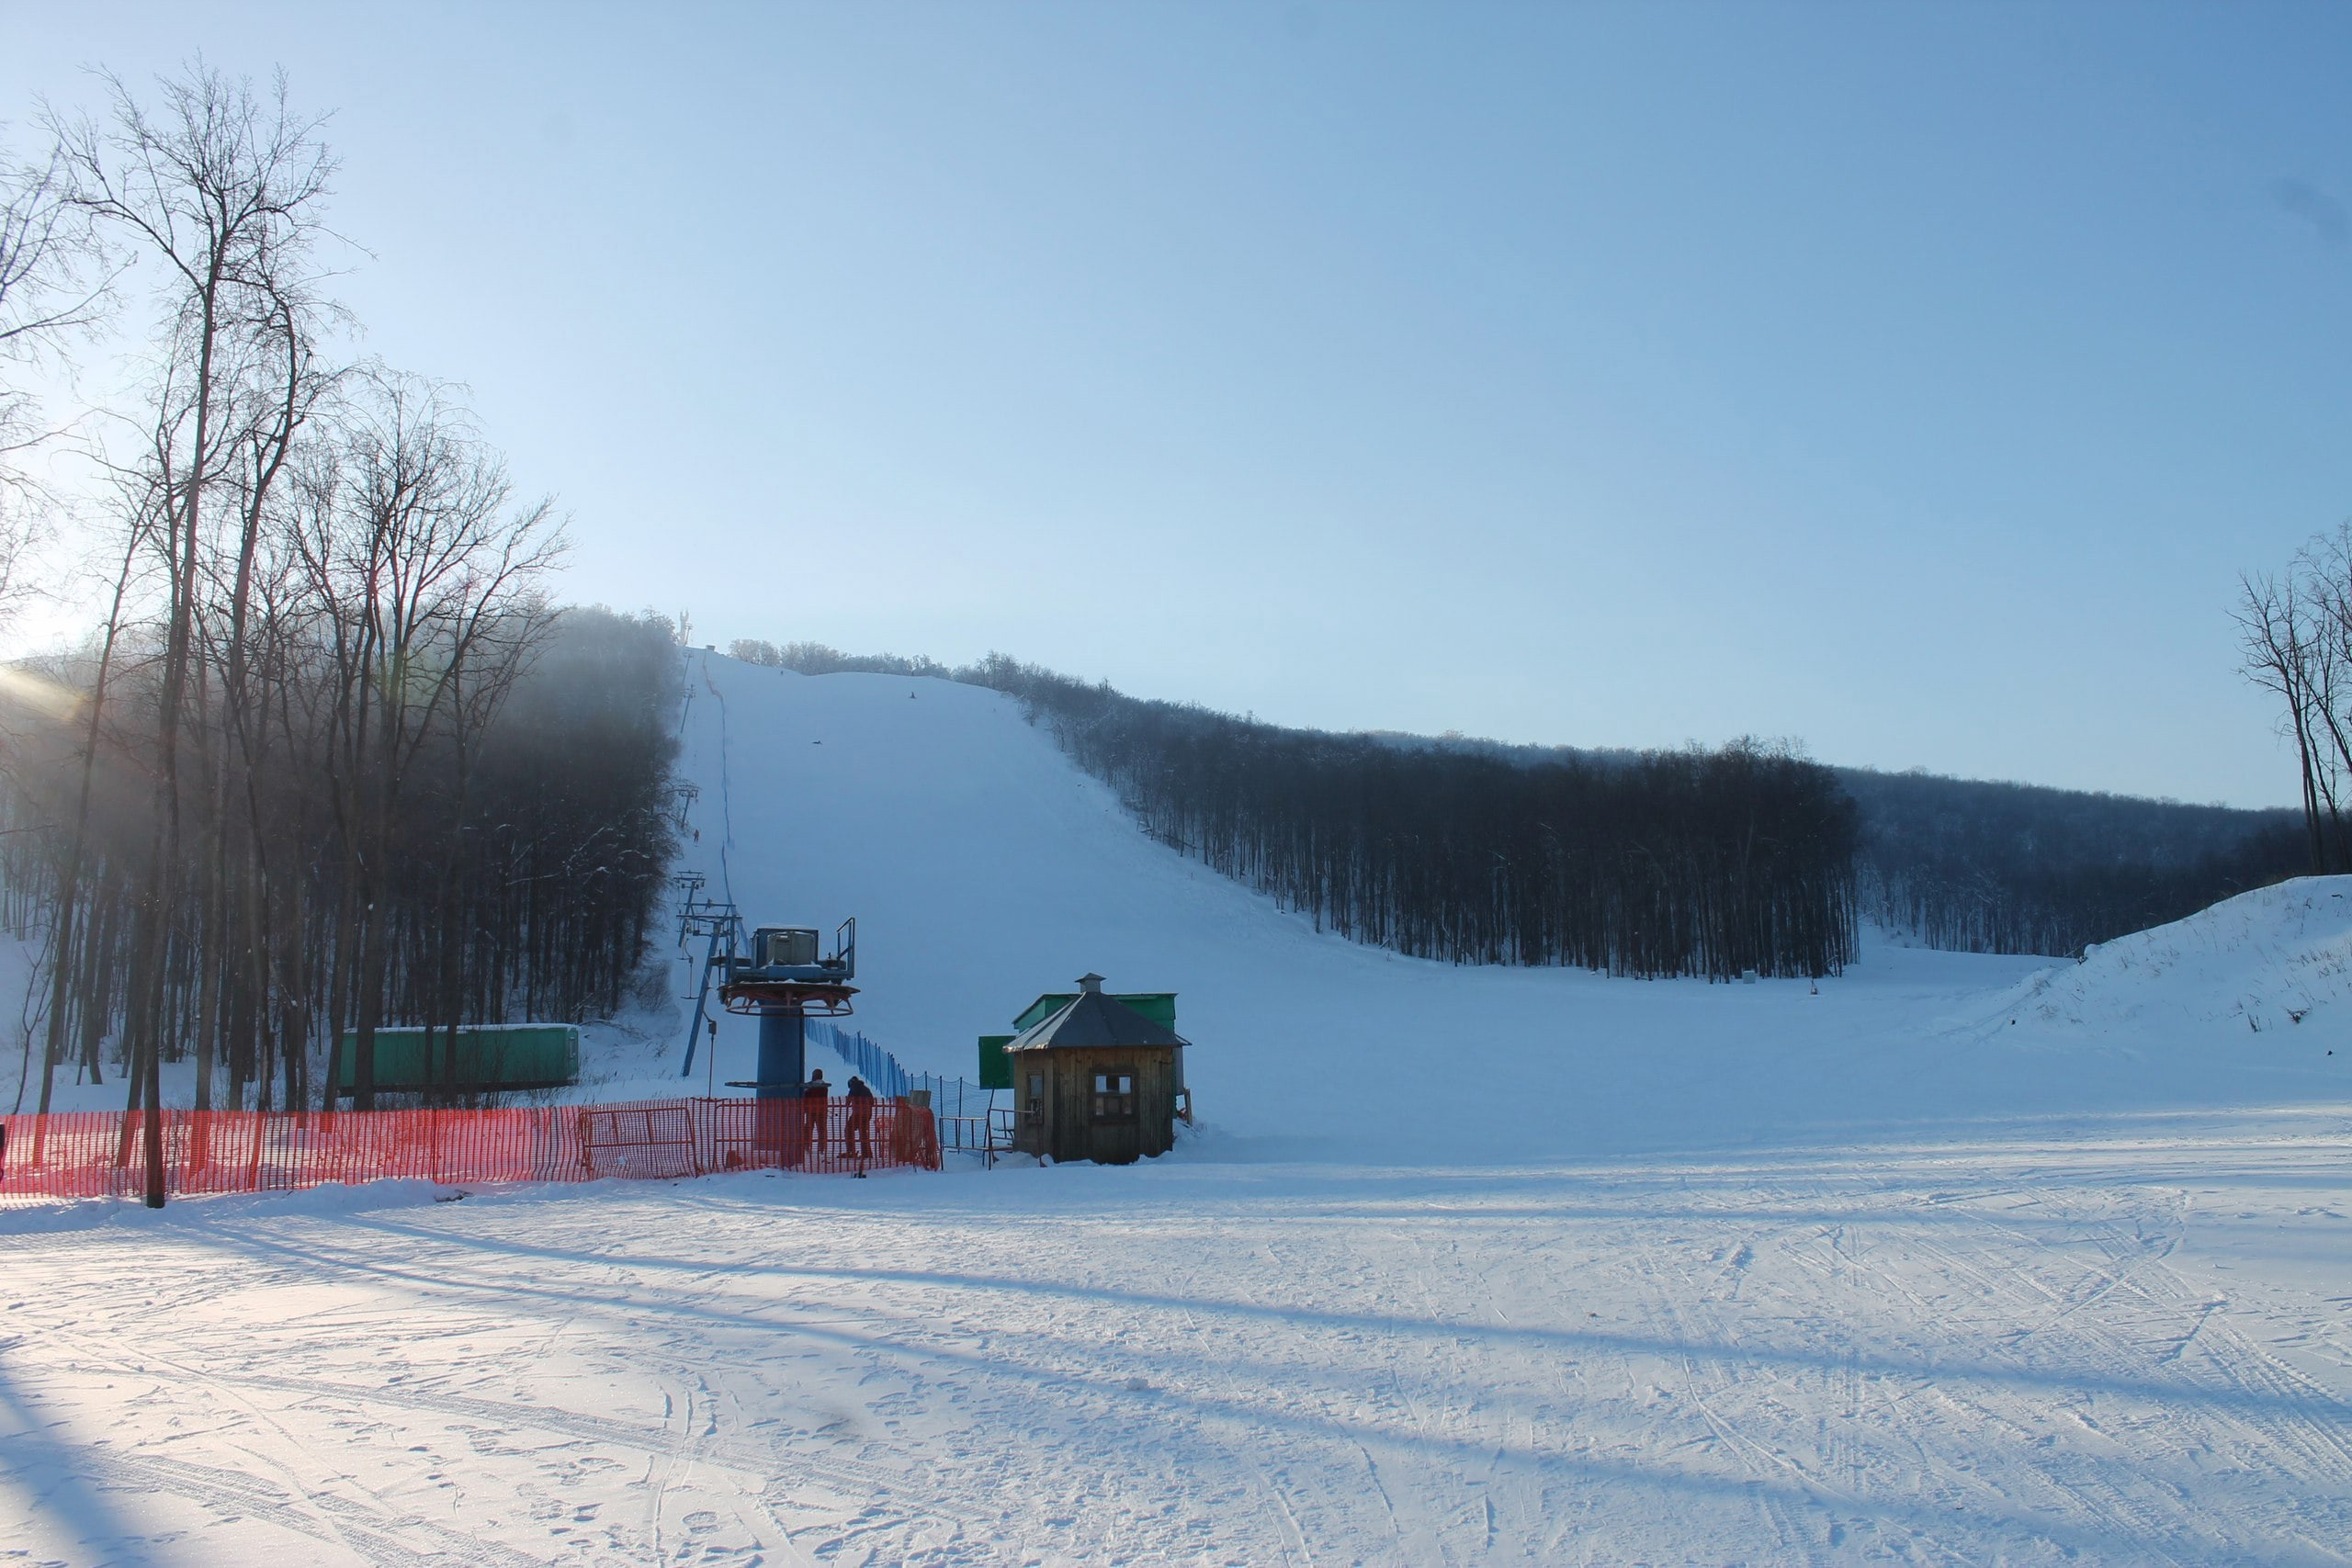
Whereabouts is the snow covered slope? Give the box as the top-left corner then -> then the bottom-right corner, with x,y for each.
665,653 -> 2348,1159
6,1128 -> 2349,1567
1995,877 -> 2352,1037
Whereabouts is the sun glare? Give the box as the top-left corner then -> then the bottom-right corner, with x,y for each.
0,660 -> 86,721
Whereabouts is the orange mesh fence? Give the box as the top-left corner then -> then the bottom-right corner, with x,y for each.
0,1097 -> 940,1201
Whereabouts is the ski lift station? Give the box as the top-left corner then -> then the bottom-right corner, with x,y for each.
989,974 -> 1191,1165
716,921 -> 858,1096
670,872 -> 1194,1167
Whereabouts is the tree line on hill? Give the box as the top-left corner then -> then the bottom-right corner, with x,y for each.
0,69 -> 680,1178
1839,771 -> 2302,955
733,639 -> 2305,964
1,606 -> 681,1108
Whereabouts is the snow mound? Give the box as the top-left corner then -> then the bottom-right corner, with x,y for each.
1994,876 -> 2352,1040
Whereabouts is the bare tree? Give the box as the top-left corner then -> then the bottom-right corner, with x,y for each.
291,373 -> 564,1107
0,137 -> 108,632
1,69 -> 673,1181
2237,523 -> 2352,876
51,64 -> 333,1202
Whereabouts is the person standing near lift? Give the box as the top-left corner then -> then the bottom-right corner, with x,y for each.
843,1075 -> 876,1160
799,1068 -> 831,1164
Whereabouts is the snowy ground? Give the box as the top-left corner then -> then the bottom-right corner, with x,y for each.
4,1117 -> 2347,1565
4,654 -> 2349,1562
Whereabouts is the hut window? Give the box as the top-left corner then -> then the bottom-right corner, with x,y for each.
1092,1071 -> 1136,1122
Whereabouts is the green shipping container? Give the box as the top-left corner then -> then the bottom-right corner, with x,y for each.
333,1023 -> 581,1096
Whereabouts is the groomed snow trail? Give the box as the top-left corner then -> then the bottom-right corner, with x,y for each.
3,1122 -> 2347,1564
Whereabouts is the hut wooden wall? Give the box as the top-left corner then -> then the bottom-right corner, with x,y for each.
1016,1046 -> 1179,1164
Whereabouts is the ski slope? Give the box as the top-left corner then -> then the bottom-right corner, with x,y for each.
3,651 -> 2349,1565
661,655 -> 2344,1158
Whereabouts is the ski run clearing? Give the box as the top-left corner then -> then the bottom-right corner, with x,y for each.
4,653 -> 2348,1565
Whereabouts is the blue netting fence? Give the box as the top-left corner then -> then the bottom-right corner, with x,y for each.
806,1020 -> 911,1097
803,1021 -> 995,1129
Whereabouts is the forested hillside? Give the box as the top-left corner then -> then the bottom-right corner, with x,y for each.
732,639 -> 2301,962
0,606 -> 680,1113
1841,770 -> 2303,955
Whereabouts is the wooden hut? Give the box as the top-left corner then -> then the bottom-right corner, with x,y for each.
1005,973 -> 1190,1165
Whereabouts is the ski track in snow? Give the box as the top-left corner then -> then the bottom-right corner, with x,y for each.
5,654 -> 2352,1563
3,1141 -> 2348,1564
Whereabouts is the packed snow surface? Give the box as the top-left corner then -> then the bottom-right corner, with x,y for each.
4,652 -> 2348,1564
1,1128 -> 2347,1565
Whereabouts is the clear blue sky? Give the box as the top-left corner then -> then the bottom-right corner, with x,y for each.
9,2 -> 2349,807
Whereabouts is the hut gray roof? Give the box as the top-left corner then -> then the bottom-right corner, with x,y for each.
1006,973 -> 1188,1052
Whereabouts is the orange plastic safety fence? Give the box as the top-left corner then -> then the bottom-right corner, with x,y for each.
0,1098 -> 940,1201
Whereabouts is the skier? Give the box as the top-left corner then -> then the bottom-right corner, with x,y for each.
843,1075 -> 876,1159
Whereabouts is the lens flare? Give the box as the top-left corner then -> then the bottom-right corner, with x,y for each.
0,660 -> 85,721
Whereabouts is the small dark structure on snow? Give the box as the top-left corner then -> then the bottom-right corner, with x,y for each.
1005,974 -> 1190,1165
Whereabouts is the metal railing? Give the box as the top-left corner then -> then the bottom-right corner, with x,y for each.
934,1105 -> 1019,1167
904,1073 -> 996,1122
807,1019 -> 915,1098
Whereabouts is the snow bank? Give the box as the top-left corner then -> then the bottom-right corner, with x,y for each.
1995,875 -> 2352,1039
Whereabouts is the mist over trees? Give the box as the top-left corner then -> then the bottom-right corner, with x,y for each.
0,604 -> 680,1105
0,68 -> 679,1174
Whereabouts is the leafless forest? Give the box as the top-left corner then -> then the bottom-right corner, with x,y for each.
0,68 -> 679,1202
